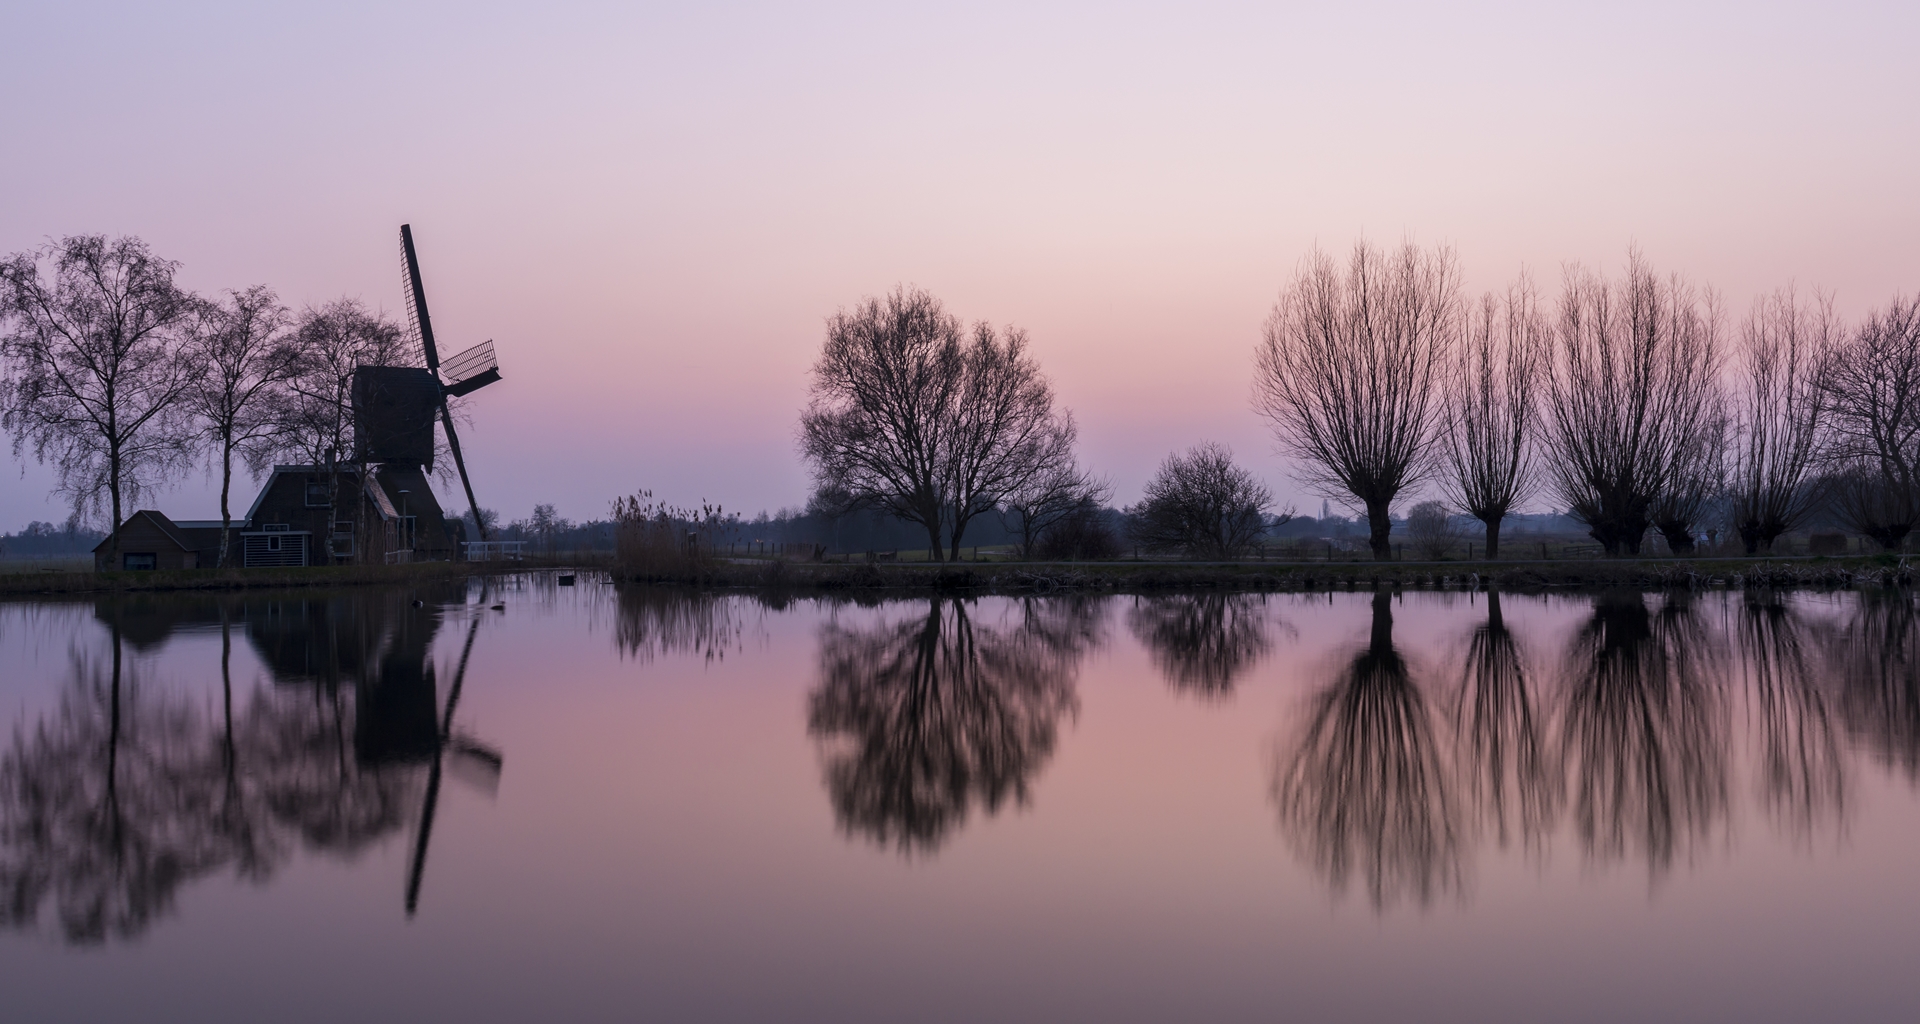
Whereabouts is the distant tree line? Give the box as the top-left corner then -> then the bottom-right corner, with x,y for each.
0,235 -> 459,567
0,520 -> 106,558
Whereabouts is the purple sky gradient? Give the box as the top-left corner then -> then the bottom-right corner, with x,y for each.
3,1 -> 1917,528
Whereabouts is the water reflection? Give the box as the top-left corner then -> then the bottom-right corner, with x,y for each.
1272,592 -> 1462,909
0,585 -> 498,943
9,582 -> 1920,950
1128,593 -> 1276,698
1449,591 -> 1554,851
613,588 -> 745,664
1738,592 -> 1846,840
0,633 -> 231,942
807,598 -> 1096,855
1833,592 -> 1920,781
1554,593 -> 1728,876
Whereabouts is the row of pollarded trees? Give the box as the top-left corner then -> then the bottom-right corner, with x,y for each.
1257,240 -> 1911,560
0,235 -> 421,566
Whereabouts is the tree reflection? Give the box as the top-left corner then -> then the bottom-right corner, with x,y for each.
808,598 -> 1091,855
1830,592 -> 1920,781
1127,593 -> 1274,698
0,587 -> 492,944
1738,592 -> 1845,841
0,627 -> 230,943
1449,590 -> 1555,850
1272,592 -> 1461,909
1553,593 -> 1728,877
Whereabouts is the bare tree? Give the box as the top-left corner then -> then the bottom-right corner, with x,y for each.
1440,283 -> 1543,558
186,287 -> 293,567
1822,296 -> 1920,550
1650,403 -> 1728,555
1256,241 -> 1459,560
1127,442 -> 1279,559
1404,500 -> 1465,560
801,288 -> 963,560
275,299 -> 407,469
0,236 -> 201,560
940,323 -> 1076,559
1828,465 -> 1918,550
1728,289 -> 1836,554
272,300 -> 406,563
800,288 -> 1077,561
1002,453 -> 1111,559
1540,254 -> 1721,555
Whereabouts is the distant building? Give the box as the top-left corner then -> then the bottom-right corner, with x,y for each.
94,464 -> 464,570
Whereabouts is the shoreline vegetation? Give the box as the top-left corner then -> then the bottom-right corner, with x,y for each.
13,552 -> 1909,598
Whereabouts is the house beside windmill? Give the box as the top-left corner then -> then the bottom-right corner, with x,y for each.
95,465 -> 466,570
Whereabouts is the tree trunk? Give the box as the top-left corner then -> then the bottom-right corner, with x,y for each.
108,441 -> 123,570
1366,500 -> 1393,561
1482,516 -> 1502,560
924,520 -> 945,563
218,440 -> 234,568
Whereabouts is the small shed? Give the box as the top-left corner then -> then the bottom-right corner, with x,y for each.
93,511 -> 203,571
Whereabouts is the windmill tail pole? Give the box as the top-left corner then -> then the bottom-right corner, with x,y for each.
441,402 -> 489,542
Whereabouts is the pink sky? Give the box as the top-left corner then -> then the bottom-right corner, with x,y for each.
3,1 -> 1917,528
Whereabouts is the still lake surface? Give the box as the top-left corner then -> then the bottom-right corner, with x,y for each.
1,578 -> 1916,1023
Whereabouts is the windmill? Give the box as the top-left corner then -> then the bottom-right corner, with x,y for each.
353,224 -> 505,548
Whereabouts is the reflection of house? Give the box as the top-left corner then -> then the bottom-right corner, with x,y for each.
95,464 -> 464,570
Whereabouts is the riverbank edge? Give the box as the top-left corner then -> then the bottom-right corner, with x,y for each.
613,555 -> 1913,594
5,554 -> 1908,597
0,560 -> 489,596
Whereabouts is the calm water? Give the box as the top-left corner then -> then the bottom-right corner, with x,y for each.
2,579 -> 1917,1023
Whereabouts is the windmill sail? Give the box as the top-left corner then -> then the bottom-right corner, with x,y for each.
399,223 -> 492,542
441,340 -> 501,397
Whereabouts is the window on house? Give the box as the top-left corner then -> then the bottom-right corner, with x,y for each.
305,481 -> 330,507
123,553 -> 157,571
267,536 -> 282,552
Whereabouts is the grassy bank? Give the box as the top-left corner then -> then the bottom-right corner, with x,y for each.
613,553 -> 1914,594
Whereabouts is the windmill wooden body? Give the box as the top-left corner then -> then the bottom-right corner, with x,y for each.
349,224 -> 506,556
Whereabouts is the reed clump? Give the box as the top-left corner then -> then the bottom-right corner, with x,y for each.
612,490 -> 731,582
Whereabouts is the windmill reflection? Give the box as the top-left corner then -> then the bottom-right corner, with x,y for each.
1128,593 -> 1275,698
1449,590 -> 1555,850
0,586 -> 500,944
807,598 -> 1094,855
1272,592 -> 1461,909
1553,593 -> 1728,876
1738,592 -> 1845,841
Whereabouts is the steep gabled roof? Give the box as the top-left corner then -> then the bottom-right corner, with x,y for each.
93,510 -> 194,553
